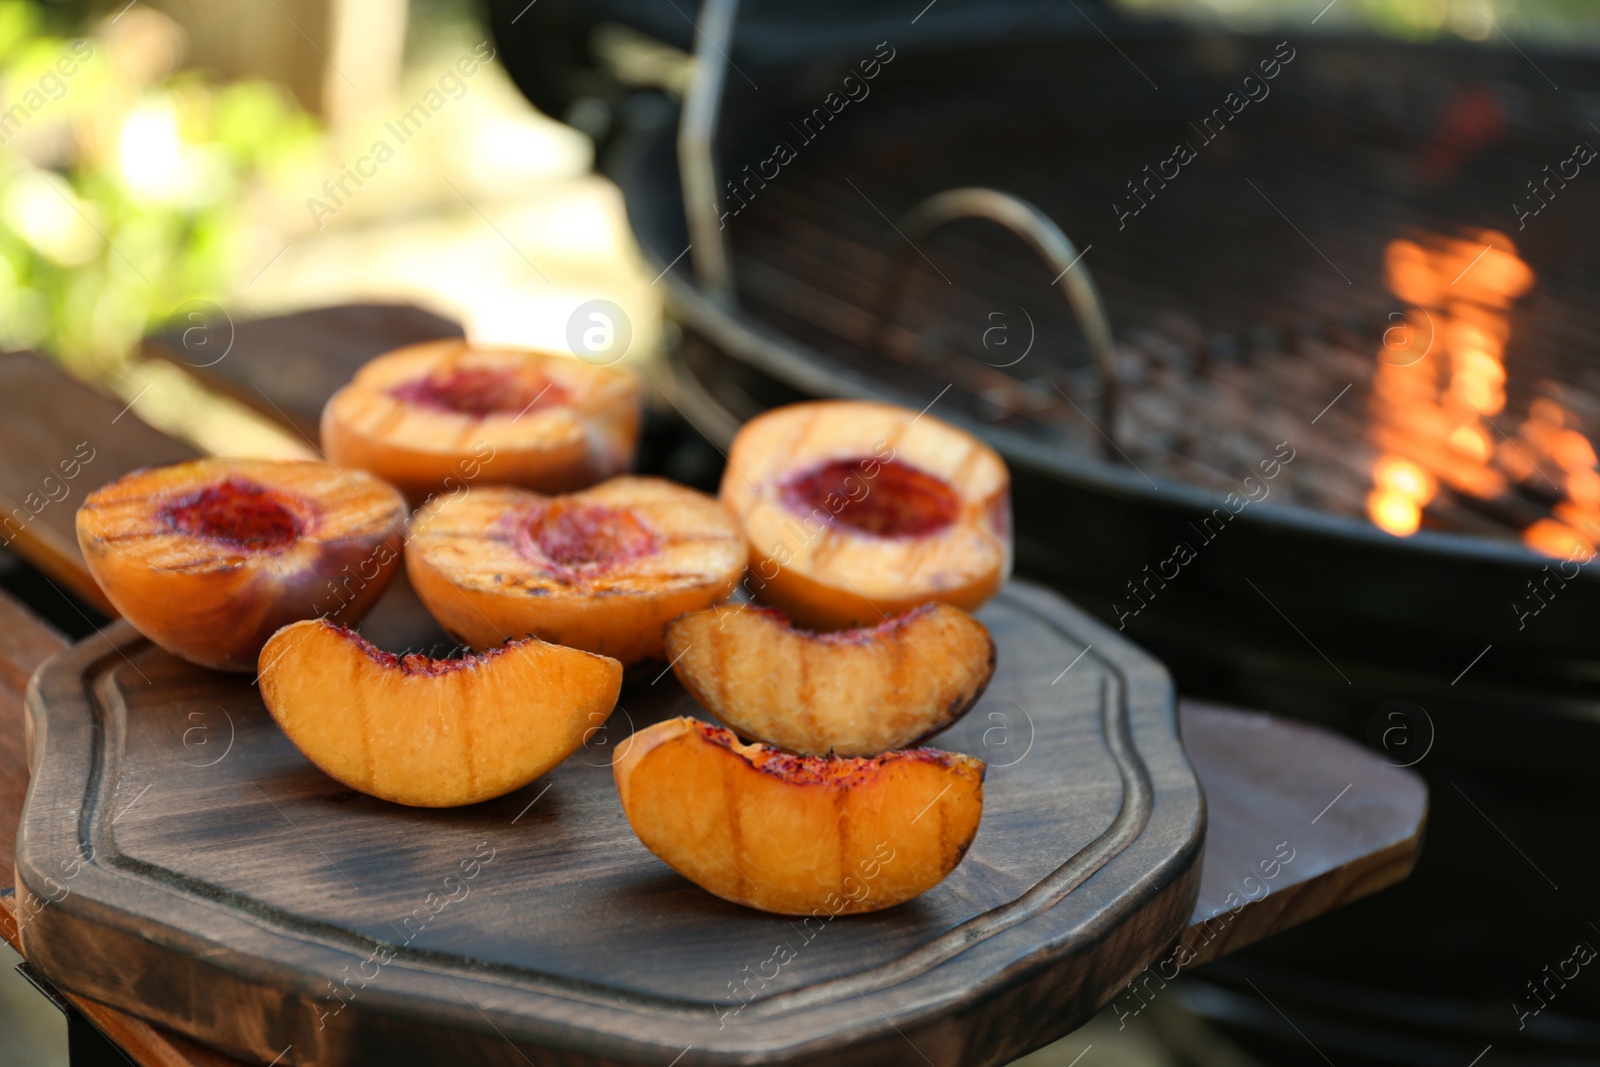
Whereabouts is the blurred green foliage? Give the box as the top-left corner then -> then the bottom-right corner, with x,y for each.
0,0 -> 322,375
1118,0 -> 1600,42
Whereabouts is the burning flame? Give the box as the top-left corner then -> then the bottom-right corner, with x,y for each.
1365,230 -> 1600,555
1368,230 -> 1526,533
1367,455 -> 1435,537
1526,397 -> 1600,557
1370,231 -> 1600,554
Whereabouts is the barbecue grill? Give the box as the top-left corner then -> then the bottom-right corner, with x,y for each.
563,6 -> 1600,726
489,2 -> 1600,1061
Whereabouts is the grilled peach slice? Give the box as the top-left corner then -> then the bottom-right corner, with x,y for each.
76,459 -> 405,672
321,340 -> 641,505
721,400 -> 1011,630
614,717 -> 983,914
407,477 -> 746,664
259,618 -> 621,806
666,603 -> 994,757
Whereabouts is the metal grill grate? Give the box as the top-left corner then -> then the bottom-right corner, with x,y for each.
718,37 -> 1600,547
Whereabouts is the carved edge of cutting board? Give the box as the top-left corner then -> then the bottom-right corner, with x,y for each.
15,582 -> 1205,1067
2,894 -> 244,1067
0,587 -> 244,1067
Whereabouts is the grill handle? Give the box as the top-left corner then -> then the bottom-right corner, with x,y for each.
871,187 -> 1121,453
680,0 -> 739,305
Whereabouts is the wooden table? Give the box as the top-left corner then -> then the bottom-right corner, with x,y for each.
0,312 -> 1428,1065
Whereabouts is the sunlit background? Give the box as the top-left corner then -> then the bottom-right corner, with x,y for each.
0,0 -> 658,464
1,0 -> 1597,1064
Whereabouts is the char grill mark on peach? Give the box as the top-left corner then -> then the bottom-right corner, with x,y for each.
666,602 -> 994,757
987,494 -> 1012,541
406,478 -> 747,664
390,367 -> 569,418
720,749 -> 748,893
613,717 -> 985,914
781,459 -> 961,539
712,609 -> 733,712
160,480 -> 302,551
460,675 -> 480,798
321,340 -> 642,504
76,458 -> 407,672
892,620 -> 911,709
787,407 -> 827,478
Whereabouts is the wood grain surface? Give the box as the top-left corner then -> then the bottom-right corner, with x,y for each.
143,302 -> 462,445
0,589 -> 246,1067
1,891 -> 245,1067
0,352 -> 198,615
0,592 -> 65,897
0,589 -> 1428,1067
1175,700 -> 1426,969
1,904 -> 246,1067
16,581 -> 1206,1067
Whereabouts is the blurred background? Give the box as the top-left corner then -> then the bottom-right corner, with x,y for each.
0,0 -> 658,463
3,0 -> 1600,1065
0,0 -> 1592,456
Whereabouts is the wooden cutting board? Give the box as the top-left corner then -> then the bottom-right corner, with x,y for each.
16,579 -> 1203,1067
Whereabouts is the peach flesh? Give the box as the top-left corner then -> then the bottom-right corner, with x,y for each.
351,636 -> 489,678
77,458 -> 406,672
518,502 -> 657,571
781,458 -> 960,538
406,478 -> 748,664
259,619 -> 622,807
759,602 -> 929,643
666,602 -> 996,756
697,717 -> 965,785
160,480 -> 302,551
614,717 -> 985,914
389,366 -> 569,418
722,400 -> 1012,631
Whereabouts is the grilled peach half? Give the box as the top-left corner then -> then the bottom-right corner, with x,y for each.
259,618 -> 621,807
721,400 -> 1011,630
76,458 -> 406,671
666,602 -> 994,756
322,340 -> 641,505
615,717 -> 983,914
407,477 -> 746,664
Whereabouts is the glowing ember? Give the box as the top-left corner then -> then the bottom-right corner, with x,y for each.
1364,229 -> 1586,546
1523,518 -> 1593,561
1567,469 -> 1600,513
1374,455 -> 1437,503
1508,386 -> 1600,554
1447,424 -> 1492,463
1367,456 -> 1435,537
1368,490 -> 1422,538
1367,229 -> 1600,555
